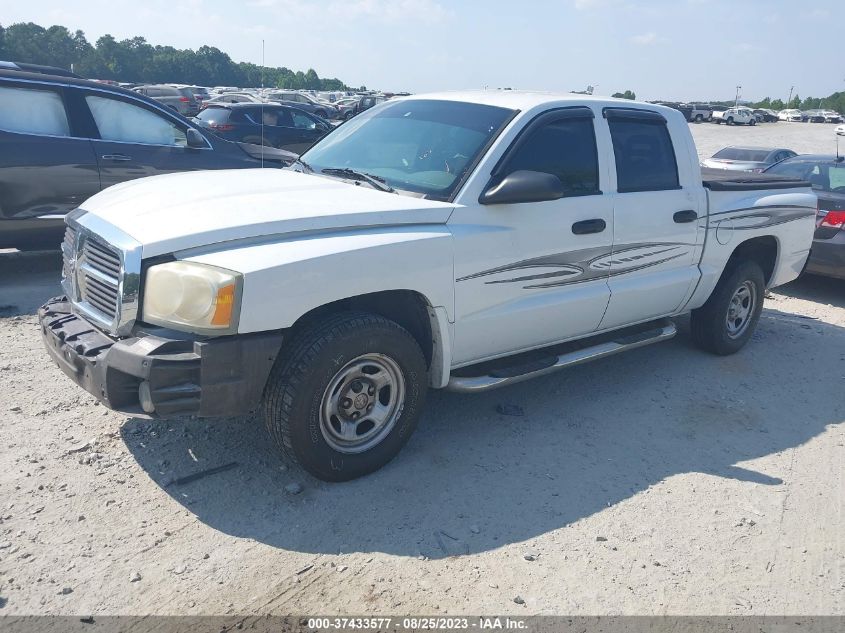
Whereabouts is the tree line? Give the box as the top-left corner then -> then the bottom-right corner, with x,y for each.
0,21 -> 354,90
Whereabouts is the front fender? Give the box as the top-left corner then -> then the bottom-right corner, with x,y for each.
181,226 -> 455,334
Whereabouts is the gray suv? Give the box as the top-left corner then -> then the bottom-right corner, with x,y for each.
134,84 -> 199,117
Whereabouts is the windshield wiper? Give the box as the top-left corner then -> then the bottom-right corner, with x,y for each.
293,157 -> 313,173
321,167 -> 395,193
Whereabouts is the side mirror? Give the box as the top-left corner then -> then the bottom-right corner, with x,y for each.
479,170 -> 566,205
186,128 -> 206,148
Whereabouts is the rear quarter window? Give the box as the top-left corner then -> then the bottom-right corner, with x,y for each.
0,85 -> 70,136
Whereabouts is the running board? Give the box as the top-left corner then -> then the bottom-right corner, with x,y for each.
446,320 -> 677,393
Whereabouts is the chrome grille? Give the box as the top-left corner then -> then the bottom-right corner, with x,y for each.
60,213 -> 142,337
61,226 -> 76,284
77,236 -> 121,323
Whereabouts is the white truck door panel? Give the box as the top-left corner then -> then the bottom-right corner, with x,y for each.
450,107 -> 614,366
598,108 -> 703,329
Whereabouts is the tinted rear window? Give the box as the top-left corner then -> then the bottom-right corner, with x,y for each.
713,148 -> 771,162
196,108 -> 231,123
608,118 -> 680,192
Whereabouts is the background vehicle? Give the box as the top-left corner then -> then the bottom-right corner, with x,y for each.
346,94 -> 388,119
836,124 -> 845,136
201,92 -> 263,108
0,69 -> 293,249
702,146 -> 797,172
656,102 -> 693,121
765,154 -> 845,280
0,60 -> 82,78
194,103 -> 331,153
806,110 -> 827,123
778,109 -> 804,122
133,84 -> 197,116
688,103 -> 713,122
173,84 -> 211,105
753,108 -> 778,122
717,107 -> 756,125
823,110 -> 843,124
710,105 -> 728,122
265,91 -> 339,119
42,93 -> 816,482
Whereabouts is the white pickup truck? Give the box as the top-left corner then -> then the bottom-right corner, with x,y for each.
40,92 -> 817,481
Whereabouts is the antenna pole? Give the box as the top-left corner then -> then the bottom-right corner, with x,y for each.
261,39 -> 265,169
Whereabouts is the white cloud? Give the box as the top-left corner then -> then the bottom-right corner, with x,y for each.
630,32 -> 657,45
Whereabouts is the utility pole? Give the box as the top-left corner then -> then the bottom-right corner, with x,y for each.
735,85 -> 741,107
787,85 -> 794,109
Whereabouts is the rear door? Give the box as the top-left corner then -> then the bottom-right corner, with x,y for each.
0,81 -> 100,221
598,107 -> 704,329
72,89 -> 219,187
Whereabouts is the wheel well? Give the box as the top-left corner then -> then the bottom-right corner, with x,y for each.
727,236 -> 778,285
287,290 -> 434,368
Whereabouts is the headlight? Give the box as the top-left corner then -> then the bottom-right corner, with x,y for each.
142,261 -> 242,333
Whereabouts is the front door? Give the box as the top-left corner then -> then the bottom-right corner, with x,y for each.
451,108 -> 614,366
73,89 -> 213,188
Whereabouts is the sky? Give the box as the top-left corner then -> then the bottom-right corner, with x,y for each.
2,0 -> 842,101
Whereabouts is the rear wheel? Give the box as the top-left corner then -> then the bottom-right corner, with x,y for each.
690,261 -> 765,355
262,311 -> 427,482
695,114 -> 704,123
726,117 -> 734,125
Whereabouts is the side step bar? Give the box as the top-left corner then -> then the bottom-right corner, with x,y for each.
446,320 -> 677,393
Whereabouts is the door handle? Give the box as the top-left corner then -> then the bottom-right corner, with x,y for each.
571,219 -> 607,235
673,209 -> 698,223
101,154 -> 132,162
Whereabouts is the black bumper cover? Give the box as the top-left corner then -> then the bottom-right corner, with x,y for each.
38,297 -> 284,417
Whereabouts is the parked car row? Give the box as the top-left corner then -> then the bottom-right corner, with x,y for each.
0,66 -> 295,249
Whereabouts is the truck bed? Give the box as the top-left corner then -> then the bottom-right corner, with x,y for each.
702,167 -> 809,191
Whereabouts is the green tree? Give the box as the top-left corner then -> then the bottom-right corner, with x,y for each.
611,90 -> 636,100
1,19 -> 351,89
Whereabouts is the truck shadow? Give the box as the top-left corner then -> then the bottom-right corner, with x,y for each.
773,273 -> 845,309
121,306 -> 844,559
0,250 -> 62,317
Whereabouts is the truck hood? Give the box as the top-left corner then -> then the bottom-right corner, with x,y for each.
78,169 -> 455,257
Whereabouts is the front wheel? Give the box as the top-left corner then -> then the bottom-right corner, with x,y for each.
262,311 -> 427,481
690,261 -> 765,355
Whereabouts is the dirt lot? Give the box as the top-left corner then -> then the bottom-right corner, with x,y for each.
1,121 -> 843,617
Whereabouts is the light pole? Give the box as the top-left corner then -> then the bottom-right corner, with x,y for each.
787,85 -> 794,109
734,85 -> 742,107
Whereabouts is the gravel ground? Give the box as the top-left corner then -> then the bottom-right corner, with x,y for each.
1,121 -> 843,617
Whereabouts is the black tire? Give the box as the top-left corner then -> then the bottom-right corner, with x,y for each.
749,119 -> 756,126
695,114 -> 703,123
690,260 -> 765,355
262,311 -> 427,482
726,117 -> 734,125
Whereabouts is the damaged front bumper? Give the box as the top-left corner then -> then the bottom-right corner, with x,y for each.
38,297 -> 284,417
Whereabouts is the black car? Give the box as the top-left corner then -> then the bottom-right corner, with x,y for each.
345,95 -> 388,120
194,103 -> 331,153
0,69 -> 294,249
764,155 -> 845,280
752,109 -> 778,122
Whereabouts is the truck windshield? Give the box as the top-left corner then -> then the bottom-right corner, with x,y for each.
299,99 -> 515,200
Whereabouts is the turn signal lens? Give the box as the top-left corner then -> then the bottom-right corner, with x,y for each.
211,284 -> 236,326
